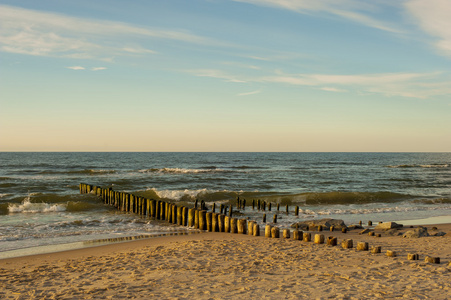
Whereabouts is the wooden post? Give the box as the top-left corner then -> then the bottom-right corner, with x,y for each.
268,202 -> 271,211
271,227 -> 280,238
317,225 -> 323,231
229,205 -> 233,217
330,226 -> 335,232
386,250 -> 396,257
212,203 -> 216,213
253,223 -> 260,236
265,225 -> 272,238
194,209 -> 200,229
252,199 -> 255,210
220,204 -> 224,214
177,206 -> 183,225
195,199 -> 198,209
277,203 -> 280,211
262,214 -> 266,223
237,219 -> 246,234
286,204 -> 289,215
257,199 -> 261,210
199,210 -> 206,230
273,214 -> 277,223
292,230 -> 301,240
212,213 -> 218,232
248,221 -> 254,235
371,246 -> 381,254
206,212 -> 212,232
342,228 -> 347,233
224,216 -> 230,233
342,239 -> 353,249
183,206 -> 188,226
368,221 -> 372,226
407,253 -> 419,260
262,201 -> 266,211
172,204 -> 177,224
356,242 -> 369,251
230,218 -> 238,234
242,199 -> 246,210
425,256 -> 440,264
188,208 -> 195,227
327,236 -> 337,246
314,234 -> 324,244
295,206 -> 299,216
283,229 -> 290,239
368,232 -> 375,236
303,232 -> 311,242
218,214 -> 225,232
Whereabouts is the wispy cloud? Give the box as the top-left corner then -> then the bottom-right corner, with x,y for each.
187,69 -> 246,83
238,90 -> 261,96
233,0 -> 401,33
187,68 -> 450,99
67,66 -> 85,70
0,5 -> 210,60
405,0 -> 451,58
91,67 -> 107,71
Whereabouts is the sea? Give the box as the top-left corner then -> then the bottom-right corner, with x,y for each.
1,152 -> 450,258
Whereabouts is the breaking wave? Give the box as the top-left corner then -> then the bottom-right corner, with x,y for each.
386,164 -> 449,168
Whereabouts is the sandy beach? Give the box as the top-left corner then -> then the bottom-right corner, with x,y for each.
1,223 -> 450,300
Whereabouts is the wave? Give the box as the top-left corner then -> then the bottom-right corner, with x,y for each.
302,204 -> 451,216
39,169 -> 117,175
303,191 -> 411,205
139,168 -> 226,174
386,164 -> 449,168
8,198 -> 67,213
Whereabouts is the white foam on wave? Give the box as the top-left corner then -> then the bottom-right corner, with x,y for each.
303,204 -> 451,216
148,188 -> 210,200
8,198 -> 67,213
139,167 -> 225,174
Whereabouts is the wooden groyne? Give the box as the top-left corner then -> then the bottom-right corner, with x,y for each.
79,183 -> 444,265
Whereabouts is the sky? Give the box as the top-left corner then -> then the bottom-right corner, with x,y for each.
0,0 -> 450,152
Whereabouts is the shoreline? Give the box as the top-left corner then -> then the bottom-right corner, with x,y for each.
1,222 -> 450,299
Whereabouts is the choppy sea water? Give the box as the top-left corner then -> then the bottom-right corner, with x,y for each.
1,152 -> 450,258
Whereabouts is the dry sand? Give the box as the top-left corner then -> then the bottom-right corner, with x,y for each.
1,223 -> 450,299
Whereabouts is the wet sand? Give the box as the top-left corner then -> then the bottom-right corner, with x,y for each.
1,223 -> 450,299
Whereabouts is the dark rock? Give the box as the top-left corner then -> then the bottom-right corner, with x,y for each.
291,218 -> 346,230
402,226 -> 429,238
375,222 -> 403,230
384,229 -> 403,236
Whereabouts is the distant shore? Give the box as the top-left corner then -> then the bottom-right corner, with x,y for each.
1,222 -> 450,299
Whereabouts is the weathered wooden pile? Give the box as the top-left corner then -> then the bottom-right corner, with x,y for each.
79,183 -> 442,264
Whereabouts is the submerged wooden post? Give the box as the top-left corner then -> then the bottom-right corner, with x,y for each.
286,204 -> 289,215
262,214 -> 266,223
295,206 -> 299,216
273,214 -> 277,223
252,199 -> 255,210
268,202 -> 271,211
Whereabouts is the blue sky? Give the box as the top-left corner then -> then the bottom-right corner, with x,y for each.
1,0 -> 450,151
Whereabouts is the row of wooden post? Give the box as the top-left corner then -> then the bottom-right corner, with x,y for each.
80,183 -> 441,264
